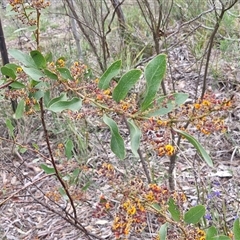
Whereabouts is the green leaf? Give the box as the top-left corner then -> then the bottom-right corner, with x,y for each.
127,119 -> 141,157
5,7 -> 18,16
6,119 -> 15,138
184,205 -> 205,224
4,63 -> 20,71
40,164 -> 55,174
174,92 -> 189,105
65,139 -> 74,160
150,202 -> 161,212
10,81 -> 26,89
112,69 -> 142,102
47,94 -> 68,107
48,97 -> 82,113
34,81 -> 49,89
82,181 -> 92,191
32,143 -> 39,150
22,66 -> 44,81
45,52 -> 53,63
43,90 -> 50,106
168,198 -> 180,222
70,168 -> 80,184
1,66 -> 16,79
147,93 -> 189,117
234,218 -> 240,240
140,54 -> 167,111
98,60 -> 122,90
14,99 -> 25,119
31,90 -> 44,101
173,128 -> 213,167
103,114 -> 125,159
8,49 -> 37,68
44,69 -> 58,80
159,223 -> 168,240
58,187 -> 68,200
206,226 -> 217,240
30,50 -> 46,68
14,25 -> 37,33
19,146 -> 27,154
57,67 -> 74,80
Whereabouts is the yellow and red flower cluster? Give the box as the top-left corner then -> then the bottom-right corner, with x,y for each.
111,182 -> 188,239
191,93 -> 232,134
158,144 -> 175,156
10,0 -> 50,26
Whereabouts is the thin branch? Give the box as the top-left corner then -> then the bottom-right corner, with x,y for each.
0,174 -> 54,207
39,98 -> 78,223
200,0 -> 239,98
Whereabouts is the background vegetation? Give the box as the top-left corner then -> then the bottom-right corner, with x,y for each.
0,0 -> 240,239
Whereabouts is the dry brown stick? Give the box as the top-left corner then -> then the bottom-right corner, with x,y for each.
39,98 -> 78,223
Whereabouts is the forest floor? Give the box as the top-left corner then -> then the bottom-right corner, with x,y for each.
1,2 -> 240,240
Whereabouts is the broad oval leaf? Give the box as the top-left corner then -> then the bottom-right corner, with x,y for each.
47,94 -> 68,108
22,66 -> 44,81
148,93 -> 189,117
57,67 -> 74,80
159,223 -> 168,240
234,218 -> 240,240
103,114 -> 125,159
48,97 -> 82,113
1,66 -> 16,79
141,54 -> 167,111
184,205 -> 205,224
44,69 -> 58,80
112,69 -> 142,102
206,226 -> 217,240
127,119 -> 141,157
98,60 -> 122,90
173,128 -> 213,167
4,63 -> 19,71
14,99 -> 25,119
8,49 -> 37,68
174,92 -> 189,105
30,50 -> 46,68
168,198 -> 180,222
31,90 -> 44,101
34,81 -> 49,90
10,81 -> 26,89
40,164 -> 55,174
43,90 -> 50,106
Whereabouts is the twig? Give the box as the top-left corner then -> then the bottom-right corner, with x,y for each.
0,174 -> 54,207
200,0 -> 239,99
0,80 -> 14,89
39,98 -> 78,223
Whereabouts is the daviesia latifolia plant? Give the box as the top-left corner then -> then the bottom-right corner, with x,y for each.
1,1 -> 239,239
